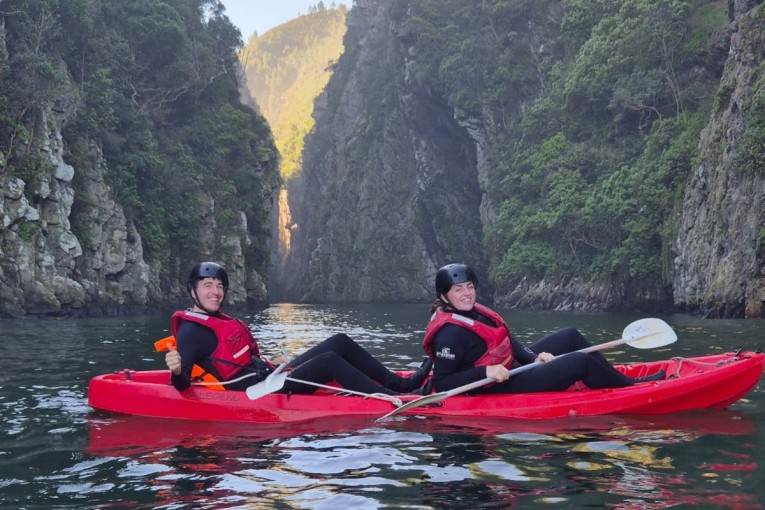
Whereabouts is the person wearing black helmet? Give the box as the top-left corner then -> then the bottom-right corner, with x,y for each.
164,262 -> 432,394
421,263 -> 664,394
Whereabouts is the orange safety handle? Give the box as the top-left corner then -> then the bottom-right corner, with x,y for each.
153,334 -> 225,390
154,335 -> 176,352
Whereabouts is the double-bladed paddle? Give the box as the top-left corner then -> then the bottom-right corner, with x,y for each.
376,317 -> 677,421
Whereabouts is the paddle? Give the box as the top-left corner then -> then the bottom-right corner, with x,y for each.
244,363 -> 289,398
377,317 -> 677,421
245,364 -> 403,405
240,344 -> 293,395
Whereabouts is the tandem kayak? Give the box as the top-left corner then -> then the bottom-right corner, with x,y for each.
87,351 -> 764,423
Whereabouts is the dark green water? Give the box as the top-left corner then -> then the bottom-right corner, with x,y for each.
1,304 -> 763,509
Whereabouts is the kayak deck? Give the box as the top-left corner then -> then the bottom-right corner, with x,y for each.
87,351 -> 764,423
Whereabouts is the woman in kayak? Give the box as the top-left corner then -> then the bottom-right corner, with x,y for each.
423,263 -> 664,394
163,262 -> 431,395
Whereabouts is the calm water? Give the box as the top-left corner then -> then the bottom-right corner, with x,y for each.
1,304 -> 764,509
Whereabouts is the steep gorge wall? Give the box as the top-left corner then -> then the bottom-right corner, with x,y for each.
282,0 -> 765,317
1,90 -> 156,317
238,7 -> 349,301
674,0 -> 765,318
279,0 -> 487,302
0,14 -> 280,318
0,91 -> 276,318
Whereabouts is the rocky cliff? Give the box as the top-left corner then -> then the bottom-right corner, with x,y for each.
674,0 -> 765,318
279,0 -> 488,302
281,0 -> 765,317
0,80 -> 278,318
5,1 -> 765,319
0,96 -> 155,317
238,6 -> 348,302
0,3 -> 280,318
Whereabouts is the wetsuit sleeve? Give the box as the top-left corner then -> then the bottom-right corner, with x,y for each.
170,321 -> 217,391
429,324 -> 488,392
511,336 -> 537,365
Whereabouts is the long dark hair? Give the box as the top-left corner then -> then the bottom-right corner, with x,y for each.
430,297 -> 456,314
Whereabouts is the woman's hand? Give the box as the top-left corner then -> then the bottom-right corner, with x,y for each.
486,364 -> 510,382
535,352 -> 555,363
270,355 -> 290,366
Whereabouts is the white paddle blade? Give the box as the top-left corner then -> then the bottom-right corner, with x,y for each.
245,370 -> 288,400
622,318 -> 677,349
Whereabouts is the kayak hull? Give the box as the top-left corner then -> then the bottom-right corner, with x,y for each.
87,351 -> 764,423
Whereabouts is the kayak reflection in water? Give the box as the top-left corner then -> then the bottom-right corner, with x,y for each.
161,262 -> 431,395
422,263 -> 665,394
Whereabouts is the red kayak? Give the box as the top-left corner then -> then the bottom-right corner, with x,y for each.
87,351 -> 764,423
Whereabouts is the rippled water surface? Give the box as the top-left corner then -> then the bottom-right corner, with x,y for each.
1,305 -> 764,509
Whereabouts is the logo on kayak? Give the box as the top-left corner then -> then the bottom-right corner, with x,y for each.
436,347 -> 455,360
187,390 -> 242,402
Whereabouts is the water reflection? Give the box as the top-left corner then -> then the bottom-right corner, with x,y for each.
77,410 -> 761,509
249,303 -> 430,369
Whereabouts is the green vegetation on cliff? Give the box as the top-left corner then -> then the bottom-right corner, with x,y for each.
240,3 -> 347,180
393,0 -> 728,302
1,0 -> 279,281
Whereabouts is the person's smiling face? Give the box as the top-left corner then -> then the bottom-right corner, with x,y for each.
444,281 -> 476,311
193,277 -> 225,313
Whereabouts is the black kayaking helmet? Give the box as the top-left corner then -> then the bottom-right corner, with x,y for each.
435,263 -> 478,296
187,262 -> 229,311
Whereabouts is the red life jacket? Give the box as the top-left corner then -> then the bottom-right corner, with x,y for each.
171,310 -> 262,381
422,303 -> 514,367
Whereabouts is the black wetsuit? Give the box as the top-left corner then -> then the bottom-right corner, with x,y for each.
429,308 -> 634,394
282,333 -> 422,395
171,320 -> 269,392
172,321 -> 422,394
